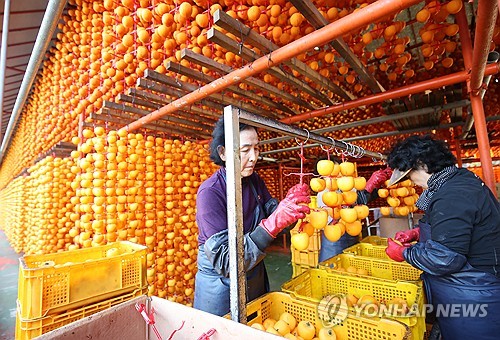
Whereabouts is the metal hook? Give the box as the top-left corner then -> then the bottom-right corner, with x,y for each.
328,137 -> 336,149
320,142 -> 333,152
352,144 -> 360,158
354,145 -> 365,158
294,129 -> 310,145
342,143 -> 351,156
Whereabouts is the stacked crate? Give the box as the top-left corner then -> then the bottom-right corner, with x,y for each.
15,241 -> 147,339
290,228 -> 321,277
282,236 -> 426,340
290,196 -> 320,277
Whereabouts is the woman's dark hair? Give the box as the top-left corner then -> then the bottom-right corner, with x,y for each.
209,115 -> 257,166
387,135 -> 456,174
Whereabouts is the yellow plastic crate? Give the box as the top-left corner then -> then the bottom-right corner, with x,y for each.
318,253 -> 422,281
361,236 -> 388,246
290,228 -> 321,251
291,247 -> 319,267
292,263 -> 315,278
241,292 -> 411,340
309,196 -> 317,208
15,288 -> 145,340
281,268 -> 425,340
343,242 -> 389,259
18,241 -> 146,319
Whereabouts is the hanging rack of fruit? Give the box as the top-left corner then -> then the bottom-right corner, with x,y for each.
237,107 -> 386,161
223,105 -> 385,324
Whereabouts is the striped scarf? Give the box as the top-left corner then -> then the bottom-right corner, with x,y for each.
416,166 -> 458,211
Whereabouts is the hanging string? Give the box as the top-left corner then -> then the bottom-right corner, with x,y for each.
285,129 -> 314,184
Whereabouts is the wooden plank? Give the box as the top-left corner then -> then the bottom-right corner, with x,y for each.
289,0 -> 385,94
207,28 -> 327,109
99,107 -> 207,137
102,101 -> 210,132
213,9 -> 353,101
137,78 -> 224,113
127,88 -> 218,121
92,110 -> 209,138
164,61 -> 283,119
117,93 -> 214,129
145,69 -> 277,118
181,48 -> 298,116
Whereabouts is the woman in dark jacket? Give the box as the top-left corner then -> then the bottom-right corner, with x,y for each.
193,116 -> 310,316
385,135 -> 500,339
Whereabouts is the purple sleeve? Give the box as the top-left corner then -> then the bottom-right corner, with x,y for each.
196,186 -> 228,245
254,173 -> 273,204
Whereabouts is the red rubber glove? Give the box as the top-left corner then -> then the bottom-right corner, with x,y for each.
260,184 -> 311,238
395,228 -> 420,245
365,168 -> 393,193
385,238 -> 408,262
286,183 -> 310,197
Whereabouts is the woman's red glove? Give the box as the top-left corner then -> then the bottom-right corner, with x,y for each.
260,184 -> 311,238
385,238 -> 408,262
395,228 -> 420,245
365,168 -> 393,193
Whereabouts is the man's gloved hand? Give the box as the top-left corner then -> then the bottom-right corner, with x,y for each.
260,183 -> 311,238
395,228 -> 420,245
365,168 -> 393,193
385,238 -> 408,262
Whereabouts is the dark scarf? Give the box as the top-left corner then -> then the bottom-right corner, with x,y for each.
416,166 -> 458,211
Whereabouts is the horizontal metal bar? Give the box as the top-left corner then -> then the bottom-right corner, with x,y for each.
261,100 -> 470,145
261,114 -> 500,156
237,108 -> 385,160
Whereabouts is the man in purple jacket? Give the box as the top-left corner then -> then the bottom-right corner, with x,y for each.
193,116 -> 310,316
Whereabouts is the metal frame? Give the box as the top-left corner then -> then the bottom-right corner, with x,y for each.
238,109 -> 385,161
0,0 -> 11,138
0,0 -> 67,164
224,106 -> 247,323
224,105 -> 387,322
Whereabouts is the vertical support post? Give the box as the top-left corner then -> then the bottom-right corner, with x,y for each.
78,111 -> 85,139
278,163 -> 283,200
224,105 -> 247,323
470,95 -> 496,193
456,3 -> 497,195
454,129 -> 463,167
0,0 -> 11,139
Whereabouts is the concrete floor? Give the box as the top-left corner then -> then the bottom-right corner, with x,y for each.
0,230 -> 20,340
0,231 -> 292,338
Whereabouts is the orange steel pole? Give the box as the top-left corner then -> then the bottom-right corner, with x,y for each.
282,63 -> 500,124
454,129 -> 463,168
123,0 -> 423,132
455,4 -> 472,171
464,0 -> 497,193
470,95 -> 496,193
456,5 -> 472,72
469,0 -> 498,94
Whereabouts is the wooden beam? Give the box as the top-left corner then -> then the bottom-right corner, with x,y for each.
94,109 -> 210,138
117,93 -> 214,129
90,112 -> 177,135
165,60 -> 283,119
127,88 -> 218,122
137,78 -> 224,113
102,101 -> 210,132
145,69 -> 278,119
213,10 -> 354,101
181,48 -> 298,116
208,28 -> 331,108
288,0 -> 384,93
